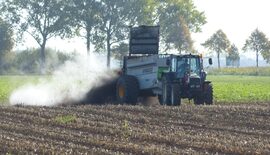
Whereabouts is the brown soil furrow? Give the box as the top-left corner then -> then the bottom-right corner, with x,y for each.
2,105 -> 269,139
0,104 -> 269,154
0,111 -> 264,154
0,115 -> 184,154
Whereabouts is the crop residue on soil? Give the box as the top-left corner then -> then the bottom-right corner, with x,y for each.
0,104 -> 269,154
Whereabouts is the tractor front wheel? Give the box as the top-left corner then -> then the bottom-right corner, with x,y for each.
204,83 -> 213,105
194,94 -> 204,105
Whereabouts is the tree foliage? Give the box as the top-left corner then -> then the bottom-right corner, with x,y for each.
0,18 -> 13,58
262,50 -> 270,63
0,18 -> 14,73
1,0 -> 72,73
202,29 -> 231,68
1,48 -> 74,74
92,0 -> 131,67
242,29 -> 270,67
226,44 -> 240,67
1,0 -> 207,69
77,0 -> 206,66
158,0 -> 206,53
70,0 -> 101,55
129,0 -> 157,25
228,44 -> 240,61
111,42 -> 129,60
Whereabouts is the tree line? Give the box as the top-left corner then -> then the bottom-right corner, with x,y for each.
0,0 -> 270,74
202,29 -> 270,68
0,0 -> 205,73
0,47 -> 75,74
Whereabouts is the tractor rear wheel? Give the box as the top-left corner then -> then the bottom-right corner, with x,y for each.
159,77 -> 181,106
159,77 -> 170,105
204,83 -> 213,105
116,75 -> 139,104
171,84 -> 181,106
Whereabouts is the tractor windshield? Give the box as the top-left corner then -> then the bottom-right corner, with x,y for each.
175,57 -> 200,78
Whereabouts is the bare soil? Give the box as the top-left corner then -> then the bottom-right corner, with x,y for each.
0,103 -> 269,154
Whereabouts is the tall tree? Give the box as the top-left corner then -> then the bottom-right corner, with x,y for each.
228,44 -> 240,61
1,0 -> 72,73
0,18 -> 14,71
158,0 -> 206,53
242,29 -> 270,67
70,0 -> 101,55
227,44 -> 240,67
81,0 -> 206,67
202,30 -> 231,69
93,0 -> 130,68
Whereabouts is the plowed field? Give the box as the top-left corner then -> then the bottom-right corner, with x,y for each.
0,103 -> 269,154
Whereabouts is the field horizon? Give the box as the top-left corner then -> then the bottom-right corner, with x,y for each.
2,74 -> 270,105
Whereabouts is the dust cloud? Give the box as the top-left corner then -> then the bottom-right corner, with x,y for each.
9,54 -> 118,106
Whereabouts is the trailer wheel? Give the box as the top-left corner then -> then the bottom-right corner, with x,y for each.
116,75 -> 139,104
204,83 -> 213,105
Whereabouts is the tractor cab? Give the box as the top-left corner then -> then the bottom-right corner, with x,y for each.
171,55 -> 202,79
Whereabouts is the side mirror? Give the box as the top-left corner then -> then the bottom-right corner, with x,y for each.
166,59 -> 170,66
208,58 -> 213,65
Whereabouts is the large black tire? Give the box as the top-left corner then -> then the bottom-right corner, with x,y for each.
116,75 -> 139,104
158,95 -> 163,105
204,83 -> 213,105
159,77 -> 181,106
171,84 -> 181,106
194,94 -> 204,105
159,77 -> 171,105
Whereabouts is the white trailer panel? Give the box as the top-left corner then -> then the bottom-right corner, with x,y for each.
125,55 -> 170,90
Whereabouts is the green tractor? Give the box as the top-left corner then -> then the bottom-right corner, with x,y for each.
115,26 -> 213,105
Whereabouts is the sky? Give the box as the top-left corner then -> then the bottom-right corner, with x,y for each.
18,0 -> 270,59
192,0 -> 270,58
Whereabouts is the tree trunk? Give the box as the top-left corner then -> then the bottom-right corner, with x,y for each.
40,41 -> 46,74
178,48 -> 182,54
256,49 -> 259,75
256,49 -> 259,68
106,32 -> 111,68
217,51 -> 220,69
86,27 -> 91,55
